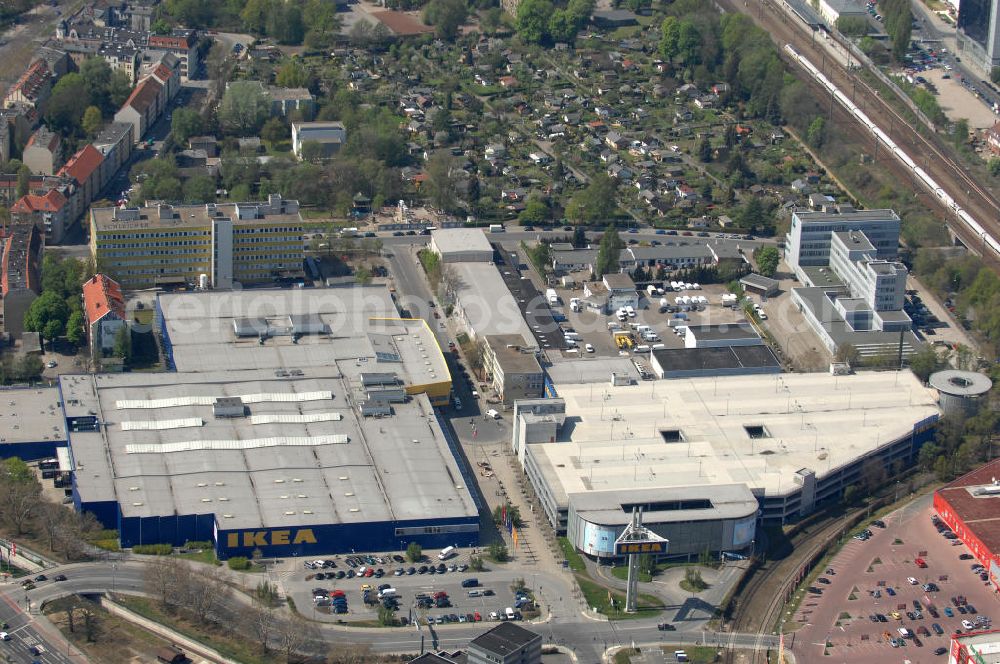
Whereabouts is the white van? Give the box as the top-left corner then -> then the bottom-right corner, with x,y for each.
505,607 -> 516,620
625,306 -> 636,318
486,409 -> 500,419
378,587 -> 397,598
674,651 -> 688,662
438,546 -> 457,560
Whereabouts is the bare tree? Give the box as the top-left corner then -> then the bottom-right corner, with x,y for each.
244,596 -> 277,653
277,613 -> 317,663
328,643 -> 376,664
143,558 -> 180,610
0,472 -> 41,535
80,602 -> 101,642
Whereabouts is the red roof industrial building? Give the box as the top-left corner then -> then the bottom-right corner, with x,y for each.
934,458 -> 1000,585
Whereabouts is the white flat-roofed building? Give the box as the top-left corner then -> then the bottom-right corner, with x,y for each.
155,286 -> 452,406
449,262 -> 535,344
785,207 -> 901,280
430,228 -> 494,263
516,371 -> 940,546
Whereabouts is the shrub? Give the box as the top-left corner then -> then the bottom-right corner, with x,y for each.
132,543 -> 173,555
184,540 -> 212,549
227,556 -> 252,570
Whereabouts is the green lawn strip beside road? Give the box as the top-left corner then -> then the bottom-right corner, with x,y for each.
558,537 -> 586,572
116,595 -> 272,664
575,574 -> 662,620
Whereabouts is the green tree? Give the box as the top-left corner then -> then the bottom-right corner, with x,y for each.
275,60 -> 311,88
108,72 -> 133,108
354,266 -> 372,284
595,225 -> 623,278
260,117 -> 289,145
993,67 -> 1000,86
171,108 -> 204,144
424,0 -> 468,40
46,73 -> 89,135
82,106 -> 103,137
908,345 -> 941,383
698,135 -> 712,162
24,291 -> 69,346
493,503 -> 523,528
806,116 -> 826,148
572,225 -> 587,248
218,81 -> 271,136
488,541 -> 509,562
79,57 -> 112,110
11,354 -> 43,383
480,6 -> 503,33
182,175 -> 217,203
16,164 -> 30,198
565,172 -> 617,224
113,324 -> 132,362
516,0 -> 553,44
952,118 -> 969,149
66,310 -> 85,347
519,198 -> 549,224
660,16 -> 680,61
300,140 -> 325,162
406,542 -> 423,562
754,246 -> 780,277
424,151 -> 459,212
548,9 -> 576,43
989,158 -> 1000,177
736,196 -> 769,233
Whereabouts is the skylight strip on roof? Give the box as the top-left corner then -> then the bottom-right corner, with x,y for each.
125,434 -> 349,454
121,418 -> 204,431
249,413 -> 343,424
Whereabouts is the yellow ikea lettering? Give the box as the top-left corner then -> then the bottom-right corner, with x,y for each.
244,531 -> 268,547
293,529 -> 317,545
225,528 -> 318,548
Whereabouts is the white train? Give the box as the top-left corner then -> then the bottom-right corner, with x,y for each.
784,43 -> 1000,257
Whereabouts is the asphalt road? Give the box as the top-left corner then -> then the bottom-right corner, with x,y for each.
1,560 -> 780,663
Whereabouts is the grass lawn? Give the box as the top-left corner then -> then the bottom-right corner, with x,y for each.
610,565 -> 652,583
558,537 -> 586,572
176,549 -> 219,566
575,573 -> 662,620
117,596 -> 272,664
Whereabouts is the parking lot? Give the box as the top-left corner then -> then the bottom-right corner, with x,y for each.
548,281 -> 748,361
288,549 -> 532,626
791,496 -> 998,663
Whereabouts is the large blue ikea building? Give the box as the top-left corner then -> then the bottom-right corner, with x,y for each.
60,369 -> 483,560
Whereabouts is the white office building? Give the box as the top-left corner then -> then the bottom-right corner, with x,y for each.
785,206 -> 901,280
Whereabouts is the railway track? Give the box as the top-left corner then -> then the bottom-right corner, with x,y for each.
720,0 -> 1000,263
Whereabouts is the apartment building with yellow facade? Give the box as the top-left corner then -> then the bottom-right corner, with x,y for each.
90,195 -> 312,289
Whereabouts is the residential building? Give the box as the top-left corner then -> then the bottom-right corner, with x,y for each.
82,273 -> 126,355
550,243 -> 716,274
113,75 -> 163,142
92,122 -> 134,188
268,87 -> 315,119
33,45 -> 71,78
785,206 -> 901,278
22,127 -> 62,175
467,623 -> 542,664
292,121 -> 346,159
0,224 -> 42,337
147,31 -> 199,80
483,335 -> 544,404
90,195 -> 309,289
957,0 -> 1000,76
3,61 -> 54,111
57,145 -> 105,222
98,41 -> 140,83
11,189 -> 72,243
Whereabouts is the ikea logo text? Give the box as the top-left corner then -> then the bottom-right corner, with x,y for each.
615,542 -> 666,554
226,529 -> 318,548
